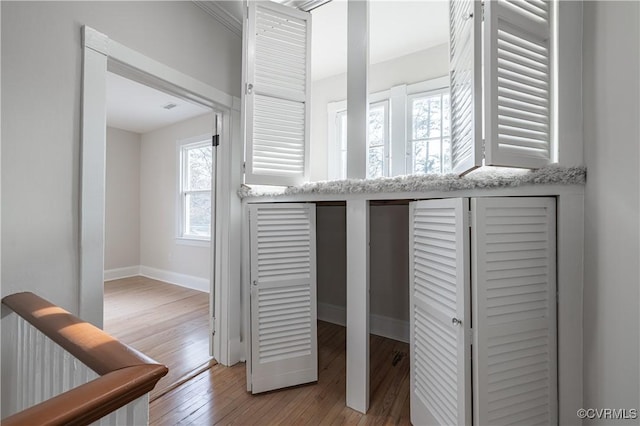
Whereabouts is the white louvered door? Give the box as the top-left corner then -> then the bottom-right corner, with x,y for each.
472,197 -> 557,425
484,0 -> 553,168
409,199 -> 472,426
244,2 -> 311,186
248,203 -> 318,394
449,0 -> 482,175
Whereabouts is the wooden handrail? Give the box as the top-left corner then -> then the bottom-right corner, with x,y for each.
1,292 -> 169,426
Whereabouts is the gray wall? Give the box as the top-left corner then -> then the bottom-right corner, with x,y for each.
583,1 -> 640,421
316,204 -> 409,322
1,1 -> 241,312
105,127 -> 141,271
140,113 -> 213,280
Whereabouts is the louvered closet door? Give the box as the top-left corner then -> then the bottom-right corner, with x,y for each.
449,0 -> 482,175
484,0 -> 553,168
244,1 -> 311,186
248,203 -> 317,393
409,199 -> 471,426
472,197 -> 557,425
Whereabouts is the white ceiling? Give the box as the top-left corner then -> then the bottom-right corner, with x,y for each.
106,72 -> 211,134
311,0 -> 449,81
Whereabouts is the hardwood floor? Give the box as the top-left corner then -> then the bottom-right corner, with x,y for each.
104,276 -> 214,401
104,277 -> 410,425
150,321 -> 411,425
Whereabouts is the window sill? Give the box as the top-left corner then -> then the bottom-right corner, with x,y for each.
175,237 -> 211,247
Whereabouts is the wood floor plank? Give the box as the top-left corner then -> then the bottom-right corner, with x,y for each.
104,277 -> 213,401
148,321 -> 410,425
105,278 -> 411,425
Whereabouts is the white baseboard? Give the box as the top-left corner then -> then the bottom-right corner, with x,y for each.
138,266 -> 210,293
317,302 -> 346,326
104,265 -> 141,282
317,302 -> 409,343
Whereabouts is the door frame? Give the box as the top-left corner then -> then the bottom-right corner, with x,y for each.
80,26 -> 243,366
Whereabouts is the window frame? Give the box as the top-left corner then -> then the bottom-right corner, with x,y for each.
327,76 -> 450,180
406,87 -> 452,175
177,135 -> 213,243
367,100 -> 390,179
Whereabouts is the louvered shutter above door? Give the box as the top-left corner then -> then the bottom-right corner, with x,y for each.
449,0 -> 482,175
244,2 -> 311,186
248,203 -> 317,393
472,197 -> 557,425
484,0 -> 553,168
409,199 -> 472,425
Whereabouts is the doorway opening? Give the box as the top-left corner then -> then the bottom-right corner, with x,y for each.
102,71 -> 219,399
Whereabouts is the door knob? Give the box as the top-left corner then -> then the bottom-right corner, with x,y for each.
452,317 -> 462,326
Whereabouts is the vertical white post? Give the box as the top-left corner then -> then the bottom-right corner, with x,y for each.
346,0 -> 369,179
346,199 -> 369,413
556,192 -> 584,425
80,27 -> 109,327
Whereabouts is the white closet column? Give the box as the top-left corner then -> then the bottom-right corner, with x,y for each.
346,0 -> 368,180
346,199 -> 370,413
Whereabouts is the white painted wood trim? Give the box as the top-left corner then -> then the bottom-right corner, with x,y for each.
81,26 -> 239,368
193,1 -> 242,37
346,198 -> 370,413
139,266 -> 209,293
556,1 -> 584,166
104,266 -> 140,282
557,192 -> 584,425
80,36 -> 107,327
318,302 -> 409,344
390,85 -> 407,177
106,35 -> 233,109
346,0 -> 369,180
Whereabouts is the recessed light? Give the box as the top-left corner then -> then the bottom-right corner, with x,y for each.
163,102 -> 178,110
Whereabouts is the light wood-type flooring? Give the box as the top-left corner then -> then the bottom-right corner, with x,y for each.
104,276 -> 214,401
105,277 -> 411,425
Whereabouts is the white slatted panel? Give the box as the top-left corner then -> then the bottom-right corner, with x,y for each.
245,2 -> 311,186
449,0 -> 482,175
409,199 -> 471,426
249,203 -> 318,394
253,95 -> 305,178
485,0 -> 553,168
472,197 -> 557,426
2,313 -> 149,424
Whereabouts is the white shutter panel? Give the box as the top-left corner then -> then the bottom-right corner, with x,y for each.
244,2 -> 311,186
409,199 -> 471,426
485,0 -> 553,168
472,197 -> 557,425
449,0 -> 482,175
248,203 -> 317,393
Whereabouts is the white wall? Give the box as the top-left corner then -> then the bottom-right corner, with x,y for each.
310,44 -> 449,181
1,1 -> 240,313
105,127 -> 140,271
139,113 -> 213,282
582,1 -> 640,422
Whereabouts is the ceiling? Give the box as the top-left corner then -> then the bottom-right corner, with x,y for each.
311,0 -> 449,81
106,72 -> 211,134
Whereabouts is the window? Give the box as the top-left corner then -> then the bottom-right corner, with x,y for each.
368,101 -> 390,179
331,101 -> 390,180
179,140 -> 212,240
408,90 -> 451,175
329,78 -> 450,179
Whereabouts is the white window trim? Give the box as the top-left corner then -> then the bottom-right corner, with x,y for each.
406,86 -> 451,175
367,100 -> 390,179
327,76 -> 450,180
177,134 -> 213,242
